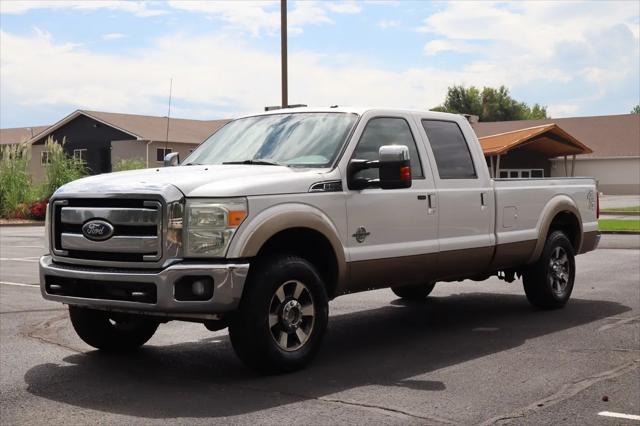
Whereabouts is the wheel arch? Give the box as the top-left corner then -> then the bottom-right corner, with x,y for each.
528,195 -> 583,264
228,204 -> 347,299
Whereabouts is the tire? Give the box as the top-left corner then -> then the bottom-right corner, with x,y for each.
391,282 -> 436,300
68,306 -> 159,351
229,255 -> 329,373
523,231 -> 576,310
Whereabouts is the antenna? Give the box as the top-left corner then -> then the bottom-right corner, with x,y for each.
165,78 -> 173,151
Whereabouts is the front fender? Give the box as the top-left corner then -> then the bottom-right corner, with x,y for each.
226,203 -> 348,286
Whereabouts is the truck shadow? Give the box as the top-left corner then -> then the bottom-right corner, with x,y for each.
24,293 -> 630,419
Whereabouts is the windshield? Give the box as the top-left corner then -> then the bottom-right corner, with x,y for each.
184,112 -> 358,167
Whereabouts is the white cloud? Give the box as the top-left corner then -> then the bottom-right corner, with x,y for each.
547,103 -> 579,117
424,39 -> 474,55
102,32 -> 126,40
0,0 -> 166,17
167,0 -> 360,36
378,20 -> 399,29
0,28 -> 514,120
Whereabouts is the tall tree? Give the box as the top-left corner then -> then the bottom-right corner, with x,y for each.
632,104 -> 640,114
431,85 -> 549,122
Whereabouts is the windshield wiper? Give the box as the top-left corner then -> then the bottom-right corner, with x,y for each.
223,159 -> 284,166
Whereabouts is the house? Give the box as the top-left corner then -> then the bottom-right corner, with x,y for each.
1,125 -> 51,146
24,110 -> 229,181
472,114 -> 640,195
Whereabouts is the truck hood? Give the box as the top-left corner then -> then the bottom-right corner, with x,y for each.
55,165 -> 338,198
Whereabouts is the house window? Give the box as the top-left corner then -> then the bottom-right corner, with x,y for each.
41,151 -> 50,165
73,149 -> 87,163
498,169 -> 545,179
156,148 -> 172,162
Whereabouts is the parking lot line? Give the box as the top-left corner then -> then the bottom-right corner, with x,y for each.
0,281 -> 39,288
598,411 -> 640,421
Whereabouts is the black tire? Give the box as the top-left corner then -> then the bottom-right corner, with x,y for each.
229,255 -> 329,373
523,231 -> 576,310
391,282 -> 436,300
68,306 -> 159,351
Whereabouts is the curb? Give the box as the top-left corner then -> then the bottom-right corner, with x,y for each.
600,211 -> 640,217
0,221 -> 45,227
599,230 -> 640,235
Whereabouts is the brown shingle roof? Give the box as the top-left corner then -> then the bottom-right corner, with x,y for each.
26,110 -> 230,145
472,114 -> 640,158
479,124 -> 593,156
0,125 -> 50,145
81,110 -> 229,144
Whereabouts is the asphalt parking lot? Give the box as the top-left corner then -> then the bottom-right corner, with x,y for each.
1,226 -> 639,425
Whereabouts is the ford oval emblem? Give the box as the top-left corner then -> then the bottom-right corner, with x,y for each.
82,220 -> 115,241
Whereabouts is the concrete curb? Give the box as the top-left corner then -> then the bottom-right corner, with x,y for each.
0,221 -> 45,227
600,211 -> 640,217
600,230 -> 640,235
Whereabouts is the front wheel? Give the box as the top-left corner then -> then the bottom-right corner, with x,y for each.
69,306 -> 159,351
229,255 -> 329,373
523,231 -> 576,310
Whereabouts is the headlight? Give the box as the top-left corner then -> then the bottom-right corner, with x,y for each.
185,198 -> 247,257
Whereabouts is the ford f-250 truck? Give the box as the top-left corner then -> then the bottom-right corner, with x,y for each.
40,107 -> 600,372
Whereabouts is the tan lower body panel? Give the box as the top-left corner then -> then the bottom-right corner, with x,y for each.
343,241 -> 537,296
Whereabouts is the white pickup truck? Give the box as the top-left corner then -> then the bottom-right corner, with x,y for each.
40,107 -> 600,372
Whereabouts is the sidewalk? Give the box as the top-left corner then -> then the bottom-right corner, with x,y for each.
598,233 -> 640,250
600,195 -> 640,210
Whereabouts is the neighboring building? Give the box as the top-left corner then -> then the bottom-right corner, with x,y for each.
24,110 -> 229,181
0,125 -> 51,146
472,114 -> 640,195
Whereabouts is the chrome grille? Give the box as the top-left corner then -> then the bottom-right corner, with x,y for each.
52,198 -> 162,264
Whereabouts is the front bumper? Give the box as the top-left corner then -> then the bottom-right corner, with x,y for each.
39,255 -> 249,318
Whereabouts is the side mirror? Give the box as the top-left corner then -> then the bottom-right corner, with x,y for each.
164,152 -> 179,167
379,145 -> 411,189
347,145 -> 412,190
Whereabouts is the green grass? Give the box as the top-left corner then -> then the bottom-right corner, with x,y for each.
598,219 -> 640,232
601,205 -> 640,213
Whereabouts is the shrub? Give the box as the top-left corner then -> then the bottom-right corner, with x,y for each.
39,137 -> 87,200
0,142 -> 35,218
113,158 -> 146,172
29,199 -> 48,220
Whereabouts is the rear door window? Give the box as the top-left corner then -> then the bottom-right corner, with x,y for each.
421,120 -> 477,179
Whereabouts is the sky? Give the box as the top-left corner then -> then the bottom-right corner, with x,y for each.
1,0 -> 639,128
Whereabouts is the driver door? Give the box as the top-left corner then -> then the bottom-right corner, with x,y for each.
343,113 -> 439,292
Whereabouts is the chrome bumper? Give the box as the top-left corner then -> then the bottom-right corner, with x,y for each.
39,255 -> 249,318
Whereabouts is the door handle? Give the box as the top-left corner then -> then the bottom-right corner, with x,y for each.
427,194 -> 436,215
480,192 -> 488,211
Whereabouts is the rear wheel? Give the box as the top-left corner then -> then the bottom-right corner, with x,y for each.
523,231 -> 575,310
391,281 -> 436,300
68,306 -> 159,351
229,255 -> 329,372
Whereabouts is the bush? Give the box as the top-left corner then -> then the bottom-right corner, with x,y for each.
40,137 -> 87,200
0,142 -> 35,218
113,158 -> 146,172
29,199 -> 48,220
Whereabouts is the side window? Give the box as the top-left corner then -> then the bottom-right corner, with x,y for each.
421,120 -> 477,179
156,147 -> 172,162
352,117 -> 423,180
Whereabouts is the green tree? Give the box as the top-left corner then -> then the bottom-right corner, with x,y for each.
113,158 -> 146,172
632,104 -> 640,114
431,85 -> 549,122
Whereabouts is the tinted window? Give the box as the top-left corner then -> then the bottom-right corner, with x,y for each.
421,120 -> 476,179
352,117 -> 423,180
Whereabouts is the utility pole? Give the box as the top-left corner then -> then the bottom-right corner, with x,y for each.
280,0 -> 288,108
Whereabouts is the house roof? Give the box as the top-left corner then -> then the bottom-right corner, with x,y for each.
28,110 -> 230,145
0,125 -> 50,145
478,124 -> 593,157
473,114 -> 639,158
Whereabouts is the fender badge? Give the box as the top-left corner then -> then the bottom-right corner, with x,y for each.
352,226 -> 370,243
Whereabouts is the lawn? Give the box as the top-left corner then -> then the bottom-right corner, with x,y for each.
601,205 -> 640,213
598,219 -> 640,232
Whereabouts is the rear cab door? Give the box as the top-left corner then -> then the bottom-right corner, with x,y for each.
412,113 -> 496,279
